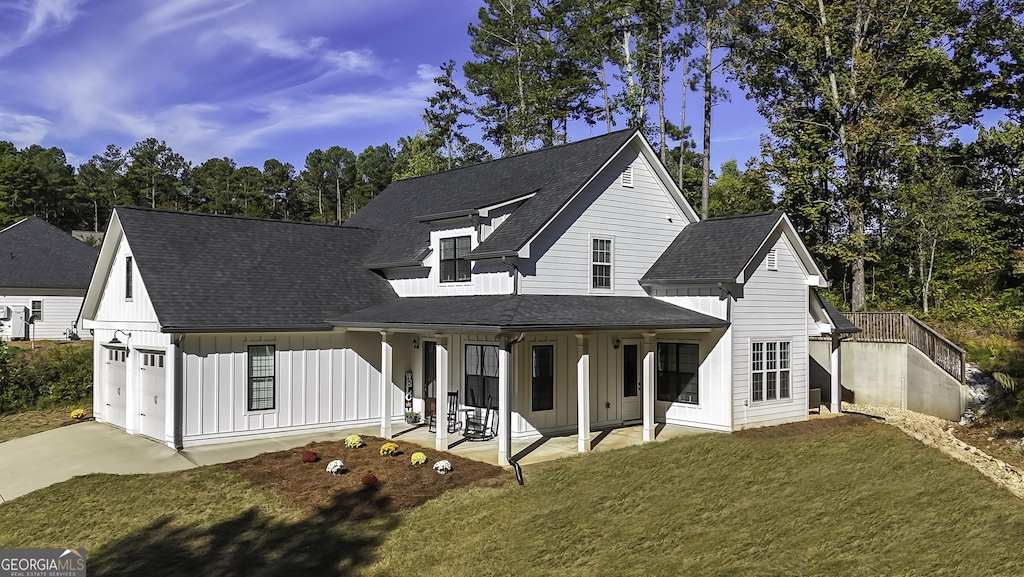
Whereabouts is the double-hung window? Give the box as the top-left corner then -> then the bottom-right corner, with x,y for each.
751,341 -> 791,402
531,345 -> 554,411
591,237 -> 612,290
30,300 -> 42,322
465,344 -> 499,407
440,236 -> 472,283
248,345 -> 276,411
656,343 -> 699,404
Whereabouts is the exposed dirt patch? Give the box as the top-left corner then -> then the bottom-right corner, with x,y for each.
734,413 -> 873,438
225,435 -> 508,519
954,419 -> 1024,472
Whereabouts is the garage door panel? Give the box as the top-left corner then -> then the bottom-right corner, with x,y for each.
103,348 -> 127,429
138,352 -> 166,441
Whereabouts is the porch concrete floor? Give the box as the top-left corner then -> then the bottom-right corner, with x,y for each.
341,421 -> 716,467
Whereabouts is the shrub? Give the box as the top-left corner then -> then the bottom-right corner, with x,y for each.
433,460 -> 452,474
411,452 -> 427,465
33,345 -> 92,405
344,434 -> 363,448
70,408 -> 86,420
301,450 -> 320,463
326,459 -> 344,474
361,472 -> 378,487
379,442 -> 400,456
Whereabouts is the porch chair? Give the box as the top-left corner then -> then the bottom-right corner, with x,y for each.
464,396 -> 498,441
428,391 -> 460,434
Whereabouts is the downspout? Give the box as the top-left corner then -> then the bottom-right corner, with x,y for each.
173,333 -> 185,451
502,256 -> 521,295
504,331 -> 526,483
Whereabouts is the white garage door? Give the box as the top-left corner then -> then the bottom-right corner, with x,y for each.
138,351 -> 166,441
103,348 -> 127,428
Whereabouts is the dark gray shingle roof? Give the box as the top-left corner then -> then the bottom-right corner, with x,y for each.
115,207 -> 397,331
329,295 -> 729,332
816,293 -> 862,334
0,218 -> 98,289
345,129 -> 638,267
642,212 -> 783,284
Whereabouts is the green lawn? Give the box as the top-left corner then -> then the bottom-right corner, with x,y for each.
0,405 -> 88,444
3,416 -> 1024,576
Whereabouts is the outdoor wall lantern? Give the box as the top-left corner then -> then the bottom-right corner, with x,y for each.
109,329 -> 132,355
412,337 -> 419,350
613,338 -> 621,349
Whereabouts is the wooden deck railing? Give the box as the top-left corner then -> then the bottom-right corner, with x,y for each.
842,312 -> 966,384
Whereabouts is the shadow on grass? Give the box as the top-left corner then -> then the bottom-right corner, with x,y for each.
90,490 -> 399,576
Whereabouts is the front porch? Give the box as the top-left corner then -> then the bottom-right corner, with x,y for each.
383,421 -> 712,467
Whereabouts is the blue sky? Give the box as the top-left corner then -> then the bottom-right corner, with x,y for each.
0,0 -> 767,171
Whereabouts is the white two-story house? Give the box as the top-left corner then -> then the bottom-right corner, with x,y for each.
80,129 -> 854,463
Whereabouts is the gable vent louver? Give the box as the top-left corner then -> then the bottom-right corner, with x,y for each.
621,165 -> 634,188
766,248 -> 778,271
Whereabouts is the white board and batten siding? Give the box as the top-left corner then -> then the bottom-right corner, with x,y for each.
385,224 -> 515,297
651,288 -> 733,431
0,289 -> 86,340
179,331 -> 409,446
521,147 -> 691,296
731,235 -> 810,429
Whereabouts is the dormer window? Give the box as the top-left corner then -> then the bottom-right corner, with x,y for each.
440,236 -> 472,283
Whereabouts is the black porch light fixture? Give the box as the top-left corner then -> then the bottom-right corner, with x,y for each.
614,338 -> 621,349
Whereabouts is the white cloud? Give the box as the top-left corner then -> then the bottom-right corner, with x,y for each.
221,25 -> 382,76
0,111 -> 50,145
0,0 -> 82,57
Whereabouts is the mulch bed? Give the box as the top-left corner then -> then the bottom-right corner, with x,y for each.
224,435 -> 508,520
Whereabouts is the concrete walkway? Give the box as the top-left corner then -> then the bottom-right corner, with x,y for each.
0,422 -> 359,503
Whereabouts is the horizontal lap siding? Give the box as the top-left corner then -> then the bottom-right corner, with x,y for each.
522,147 -> 689,296
386,223 -> 515,297
181,331 -> 402,444
732,236 -> 809,429
0,292 -> 84,340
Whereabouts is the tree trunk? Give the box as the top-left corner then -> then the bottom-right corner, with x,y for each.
850,204 -> 867,311
679,49 -> 688,188
601,63 -> 612,133
701,29 -> 712,219
336,176 -> 342,224
657,1 -> 666,163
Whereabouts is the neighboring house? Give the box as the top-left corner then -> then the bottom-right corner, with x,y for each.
0,218 -> 98,341
81,129 -> 850,462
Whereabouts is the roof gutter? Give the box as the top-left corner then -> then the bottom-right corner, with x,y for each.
160,324 -> 335,334
639,277 -> 740,286
328,320 -> 729,333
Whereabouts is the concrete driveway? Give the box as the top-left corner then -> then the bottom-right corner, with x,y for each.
0,422 -> 357,503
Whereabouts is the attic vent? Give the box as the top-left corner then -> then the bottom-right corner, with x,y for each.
621,165 -> 634,188
766,248 -> 778,271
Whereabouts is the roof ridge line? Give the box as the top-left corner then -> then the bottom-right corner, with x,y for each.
116,206 -> 358,230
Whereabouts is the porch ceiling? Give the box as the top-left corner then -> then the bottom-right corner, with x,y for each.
327,295 -> 729,333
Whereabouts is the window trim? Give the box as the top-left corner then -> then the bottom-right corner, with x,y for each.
440,235 -> 472,283
464,343 -> 499,408
750,340 -> 792,403
247,344 -> 277,412
125,256 -> 134,300
30,300 -> 42,322
590,235 -> 614,292
531,344 -> 554,412
656,342 -> 700,405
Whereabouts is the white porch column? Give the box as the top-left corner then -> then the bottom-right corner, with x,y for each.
498,341 -> 513,464
576,334 -> 591,453
830,336 -> 842,414
434,335 -> 449,451
380,331 -> 393,439
642,332 -> 656,442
